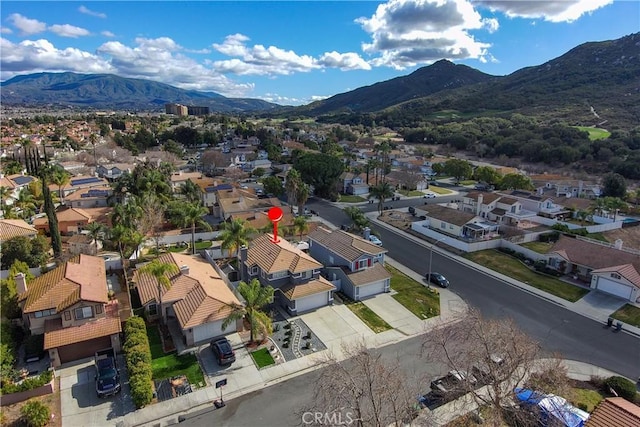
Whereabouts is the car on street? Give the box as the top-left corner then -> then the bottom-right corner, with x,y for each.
368,235 -> 383,246
426,272 -> 450,288
210,337 -> 236,365
423,193 -> 437,199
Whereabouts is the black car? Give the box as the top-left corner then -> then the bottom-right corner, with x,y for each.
95,356 -> 121,398
210,337 -> 236,365
426,272 -> 450,288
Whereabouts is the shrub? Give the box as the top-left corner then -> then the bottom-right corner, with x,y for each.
604,376 -> 638,401
129,374 -> 153,408
1,370 -> 53,395
21,400 -> 50,427
124,316 -> 146,336
123,333 -> 149,352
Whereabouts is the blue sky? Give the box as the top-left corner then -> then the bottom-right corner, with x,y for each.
1,1 -> 638,106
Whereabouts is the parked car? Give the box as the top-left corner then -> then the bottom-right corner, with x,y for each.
368,235 -> 383,246
426,272 -> 450,288
210,337 -> 236,365
95,348 -> 121,398
423,193 -> 436,199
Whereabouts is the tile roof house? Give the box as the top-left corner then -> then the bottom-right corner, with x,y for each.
414,204 -> 497,240
16,255 -> 122,367
48,175 -> 109,197
0,219 -> 37,243
546,235 -> 640,302
132,252 -> 242,346
216,189 -> 282,220
64,186 -> 112,209
33,206 -> 111,235
586,397 -> 640,427
307,227 -> 391,301
338,172 -> 370,196
239,234 -> 335,315
95,163 -> 134,181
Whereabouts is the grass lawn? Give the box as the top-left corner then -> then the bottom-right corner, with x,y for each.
343,300 -> 392,333
250,348 -> 275,368
167,245 -> 187,253
520,241 -> 554,254
574,126 -> 611,141
465,250 -> 589,302
570,387 -> 603,412
387,265 -> 440,319
398,189 -> 424,197
147,326 -> 205,386
194,240 -> 212,250
339,194 -> 367,203
459,180 -> 476,186
427,185 -> 453,195
611,304 -> 640,327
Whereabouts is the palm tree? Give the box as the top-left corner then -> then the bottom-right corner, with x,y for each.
295,182 -> 310,216
179,179 -> 202,204
285,169 -> 302,213
219,218 -> 255,258
173,203 -> 211,254
138,259 -> 179,323
369,181 -> 394,216
293,215 -> 309,241
85,221 -> 105,253
575,209 -> 590,226
51,167 -> 70,203
221,278 -> 274,344
15,188 -> 36,220
343,206 -> 370,232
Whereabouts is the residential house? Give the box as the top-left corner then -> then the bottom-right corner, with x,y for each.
170,171 -> 203,192
64,186 -> 112,209
0,174 -> 36,205
242,158 -> 272,174
132,252 -> 242,346
239,234 -> 335,315
96,163 -> 134,181
16,255 -> 122,367
308,227 -> 391,301
530,175 -> 601,199
50,175 -> 109,198
460,191 -> 533,226
585,397 -> 640,427
0,219 -> 37,244
505,190 -> 570,220
33,206 -> 111,234
215,187 -> 281,220
415,204 -> 497,240
339,172 -> 369,196
68,233 -> 99,256
546,235 -> 640,302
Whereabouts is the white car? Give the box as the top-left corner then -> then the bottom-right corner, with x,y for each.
368,235 -> 383,246
423,193 -> 436,199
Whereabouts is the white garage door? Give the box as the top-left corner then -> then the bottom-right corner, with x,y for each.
357,280 -> 386,300
295,292 -> 329,313
193,321 -> 226,343
596,277 -> 632,300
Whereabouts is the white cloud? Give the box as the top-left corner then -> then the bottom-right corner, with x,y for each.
49,24 -> 90,38
259,92 -> 306,105
101,30 -> 115,38
475,0 -> 614,23
78,5 -> 107,19
317,52 -> 371,70
7,13 -> 46,35
0,27 -> 12,34
356,0 -> 492,69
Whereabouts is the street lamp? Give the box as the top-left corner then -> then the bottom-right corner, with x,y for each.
427,237 -> 447,288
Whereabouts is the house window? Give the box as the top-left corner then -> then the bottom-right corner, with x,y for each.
511,206 -> 516,213
64,311 -> 71,321
148,304 -> 158,316
329,255 -> 334,264
611,273 -> 622,280
74,306 -> 93,320
250,266 -> 259,275
34,309 -> 56,318
95,304 -> 103,314
440,223 -> 446,229
271,270 -> 288,280
357,259 -> 368,270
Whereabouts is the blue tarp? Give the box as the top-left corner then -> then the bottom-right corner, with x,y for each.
514,388 -> 590,427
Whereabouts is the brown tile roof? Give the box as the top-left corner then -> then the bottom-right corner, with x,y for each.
346,262 -> 391,286
218,196 -> 281,217
591,264 -> 640,288
0,219 -> 37,241
308,227 -> 387,262
247,234 -> 322,274
498,197 -> 518,205
19,255 -> 108,313
548,235 -> 640,271
231,211 -> 296,231
64,186 -> 112,201
279,276 -> 336,301
466,191 -> 501,204
551,196 -> 594,211
0,176 -> 16,190
586,397 -> 640,427
44,315 -> 121,349
417,204 -> 477,226
170,172 -> 203,183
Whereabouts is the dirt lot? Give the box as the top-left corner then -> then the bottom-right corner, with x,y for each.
0,378 -> 62,427
602,226 -> 640,251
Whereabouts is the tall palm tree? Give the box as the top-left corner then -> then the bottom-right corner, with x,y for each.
51,167 -> 70,203
295,182 -> 310,216
293,215 -> 309,241
15,188 -> 36,220
138,259 -> 179,323
369,181 -> 394,216
221,278 -> 274,344
179,179 -> 202,204
285,169 -> 302,213
219,218 -> 255,258
173,203 -> 211,254
85,221 -> 105,253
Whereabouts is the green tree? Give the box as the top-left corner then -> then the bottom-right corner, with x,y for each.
21,400 -> 51,427
14,188 -> 36,220
51,166 -> 70,203
221,278 -> 274,344
285,169 -> 303,213
293,215 -> 309,241
294,153 -> 344,200
369,181 -> 394,216
252,167 -> 266,178
219,219 -> 255,258
261,176 -> 284,197
179,179 -> 202,204
0,235 -> 50,269
343,207 -> 370,232
138,259 -> 179,322
602,172 -> 627,198
295,181 -> 310,216
442,159 -> 473,184
1,160 -> 23,175
169,203 -> 211,254
85,221 -> 106,253
473,166 -> 502,186
499,173 -> 534,191
0,260 -> 34,319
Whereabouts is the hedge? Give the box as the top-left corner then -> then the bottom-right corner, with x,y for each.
604,376 -> 638,401
0,369 -> 53,395
123,316 -> 153,408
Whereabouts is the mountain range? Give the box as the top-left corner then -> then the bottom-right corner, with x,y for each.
1,32 -> 638,127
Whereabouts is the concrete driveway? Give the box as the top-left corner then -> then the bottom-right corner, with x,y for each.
572,290 -> 628,321
59,355 -> 135,427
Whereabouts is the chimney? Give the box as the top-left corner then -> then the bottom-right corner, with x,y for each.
363,227 -> 371,240
179,265 -> 189,275
614,239 -> 623,250
15,272 -> 27,294
477,194 -> 483,216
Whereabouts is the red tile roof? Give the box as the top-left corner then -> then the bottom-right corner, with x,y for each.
44,314 -> 121,349
586,397 -> 640,427
0,219 -> 37,242
247,234 -> 322,274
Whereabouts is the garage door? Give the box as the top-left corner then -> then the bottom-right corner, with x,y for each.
295,292 -> 329,313
357,280 -> 386,300
192,321 -> 226,344
596,277 -> 632,300
58,336 -> 112,364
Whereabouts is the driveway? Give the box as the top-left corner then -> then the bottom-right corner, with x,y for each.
572,290 -> 628,322
59,355 -> 135,427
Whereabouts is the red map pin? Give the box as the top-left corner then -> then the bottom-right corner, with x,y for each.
268,207 -> 283,243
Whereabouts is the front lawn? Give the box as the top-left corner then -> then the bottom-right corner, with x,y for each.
398,189 -> 424,197
569,387 -> 603,412
194,240 -> 212,250
342,299 -> 392,333
339,194 -> 367,203
427,185 -> 453,195
611,304 -> 640,328
520,241 -> 554,254
250,348 -> 275,368
465,250 -> 589,302
387,265 -> 440,319
147,326 -> 204,386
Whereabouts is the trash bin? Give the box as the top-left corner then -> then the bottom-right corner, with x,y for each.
616,321 -> 623,331
607,317 -> 614,327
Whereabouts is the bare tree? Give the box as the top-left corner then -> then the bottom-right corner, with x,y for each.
300,341 -> 422,427
137,194 -> 166,255
421,309 -> 544,425
201,150 -> 226,174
